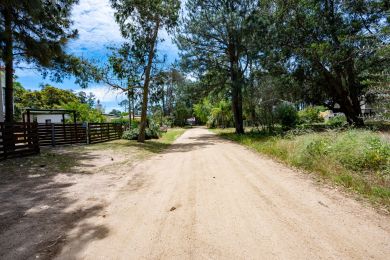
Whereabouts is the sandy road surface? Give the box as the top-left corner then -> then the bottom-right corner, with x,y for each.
57,128 -> 390,259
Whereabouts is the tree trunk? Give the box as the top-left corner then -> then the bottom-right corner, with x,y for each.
332,72 -> 364,126
231,70 -> 244,134
138,20 -> 160,142
127,89 -> 132,129
337,97 -> 364,126
228,41 -> 244,134
3,7 -> 14,123
313,59 -> 364,126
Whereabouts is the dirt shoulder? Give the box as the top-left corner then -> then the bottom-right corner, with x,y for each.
0,128 -> 185,260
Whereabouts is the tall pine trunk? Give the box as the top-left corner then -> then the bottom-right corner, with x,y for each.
138,20 -> 160,142
228,41 -> 244,134
127,89 -> 132,129
231,69 -> 244,134
3,7 -> 14,123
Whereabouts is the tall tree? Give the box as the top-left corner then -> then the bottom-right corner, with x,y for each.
265,0 -> 389,125
99,43 -> 146,128
111,0 -> 180,142
0,0 -> 86,122
176,0 -> 260,134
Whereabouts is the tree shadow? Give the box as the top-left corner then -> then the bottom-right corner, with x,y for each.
0,147 -> 111,259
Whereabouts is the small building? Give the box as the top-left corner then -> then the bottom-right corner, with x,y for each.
186,117 -> 196,126
23,109 -> 77,124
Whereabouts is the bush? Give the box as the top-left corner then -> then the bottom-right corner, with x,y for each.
122,127 -> 161,140
111,117 -> 139,128
274,103 -> 298,129
122,119 -> 161,140
298,106 -> 326,124
327,114 -> 347,128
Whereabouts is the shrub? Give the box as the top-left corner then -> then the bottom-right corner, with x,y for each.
122,127 -> 161,140
122,119 -> 161,140
274,103 -> 298,129
327,114 -> 347,128
298,106 -> 326,124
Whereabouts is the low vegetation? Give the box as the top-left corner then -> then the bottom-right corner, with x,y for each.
215,128 -> 390,210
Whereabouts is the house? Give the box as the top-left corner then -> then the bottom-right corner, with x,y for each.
23,109 -> 76,124
0,67 -> 5,123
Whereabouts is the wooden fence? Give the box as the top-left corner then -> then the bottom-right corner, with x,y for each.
37,123 -> 123,146
0,122 -> 123,160
0,123 -> 40,160
37,123 -> 87,146
88,123 -> 123,144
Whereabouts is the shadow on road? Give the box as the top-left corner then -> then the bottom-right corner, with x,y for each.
0,148 -> 109,260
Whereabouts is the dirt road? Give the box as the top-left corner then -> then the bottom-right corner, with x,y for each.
57,127 -> 389,259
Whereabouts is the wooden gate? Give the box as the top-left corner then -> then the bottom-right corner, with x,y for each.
0,123 -> 40,160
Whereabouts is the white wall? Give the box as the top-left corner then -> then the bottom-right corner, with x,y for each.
25,114 -> 70,124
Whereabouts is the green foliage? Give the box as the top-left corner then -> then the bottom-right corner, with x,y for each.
177,0 -> 261,133
298,106 -> 326,124
111,118 -> 139,128
109,109 -> 122,117
173,102 -> 191,127
12,82 -> 104,123
14,84 -> 79,113
150,109 -> 173,127
193,98 -> 233,128
2,0 -> 78,69
110,0 -> 180,141
122,119 -> 161,140
207,100 -> 232,128
326,115 -> 347,128
274,103 -> 298,129
62,102 -> 106,123
263,1 -> 389,125
193,98 -> 212,124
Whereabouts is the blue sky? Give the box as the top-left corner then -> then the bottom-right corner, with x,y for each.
15,0 -> 179,112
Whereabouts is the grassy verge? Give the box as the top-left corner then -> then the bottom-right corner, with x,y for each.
0,128 -> 186,179
103,127 -> 186,155
214,128 -> 390,210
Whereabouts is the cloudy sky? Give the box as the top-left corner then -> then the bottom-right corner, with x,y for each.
15,0 -> 180,112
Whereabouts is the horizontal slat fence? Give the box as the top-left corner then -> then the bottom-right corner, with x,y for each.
37,123 -> 87,146
88,123 -> 123,144
1,122 -> 123,159
0,123 -> 40,160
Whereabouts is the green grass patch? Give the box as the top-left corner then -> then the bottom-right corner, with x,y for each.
214,128 -> 390,209
86,128 -> 186,156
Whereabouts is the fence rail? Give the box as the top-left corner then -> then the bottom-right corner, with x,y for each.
0,122 -> 123,160
0,123 -> 40,160
37,123 -> 87,146
88,123 -> 123,144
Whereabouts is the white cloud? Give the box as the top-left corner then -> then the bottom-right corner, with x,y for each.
68,0 -> 123,54
68,0 -> 178,59
74,84 -> 127,104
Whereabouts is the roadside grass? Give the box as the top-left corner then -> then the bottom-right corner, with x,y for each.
214,128 -> 390,210
0,128 -> 186,179
88,127 -> 186,155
